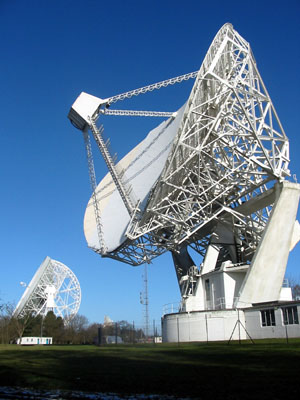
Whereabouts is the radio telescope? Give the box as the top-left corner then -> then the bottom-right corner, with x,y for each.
14,257 -> 81,323
68,23 -> 300,319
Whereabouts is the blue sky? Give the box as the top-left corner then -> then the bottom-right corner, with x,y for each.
1,0 -> 300,327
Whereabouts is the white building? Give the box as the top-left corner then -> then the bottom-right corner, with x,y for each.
17,337 -> 53,345
162,302 -> 300,342
244,302 -> 300,340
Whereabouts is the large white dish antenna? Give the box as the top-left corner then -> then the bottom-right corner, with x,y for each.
70,23 -> 291,267
14,257 -> 81,322
69,23 -> 300,319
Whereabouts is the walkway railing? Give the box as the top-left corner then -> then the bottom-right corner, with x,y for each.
162,302 -> 181,315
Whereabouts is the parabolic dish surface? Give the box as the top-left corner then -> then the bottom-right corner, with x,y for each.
84,105 -> 185,252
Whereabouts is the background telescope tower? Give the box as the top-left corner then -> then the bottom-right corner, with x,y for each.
14,257 -> 81,323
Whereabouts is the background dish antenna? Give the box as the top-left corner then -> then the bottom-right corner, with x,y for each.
14,257 -> 81,323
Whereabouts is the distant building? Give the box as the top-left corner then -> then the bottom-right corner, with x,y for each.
103,315 -> 114,326
17,337 -> 53,345
104,335 -> 123,344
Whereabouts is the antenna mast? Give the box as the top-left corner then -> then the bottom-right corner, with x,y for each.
143,263 -> 149,341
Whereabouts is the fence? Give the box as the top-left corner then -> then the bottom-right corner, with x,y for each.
97,320 -> 162,345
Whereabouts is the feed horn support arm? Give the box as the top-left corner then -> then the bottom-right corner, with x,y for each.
88,118 -> 136,217
67,71 -> 198,129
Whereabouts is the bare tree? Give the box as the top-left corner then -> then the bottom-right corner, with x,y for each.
287,275 -> 300,300
0,301 -> 25,344
0,300 -> 12,344
64,314 -> 89,344
85,322 -> 100,344
11,313 -> 34,343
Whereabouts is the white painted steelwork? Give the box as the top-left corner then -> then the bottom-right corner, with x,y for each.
14,257 -> 81,323
69,23 -> 291,265
68,24 -> 300,330
105,71 -> 199,105
124,22 -> 291,265
100,109 -> 175,118
83,106 -> 185,253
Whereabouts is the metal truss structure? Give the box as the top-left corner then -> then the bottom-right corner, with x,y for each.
14,257 -> 81,323
68,24 -> 290,278
100,109 -> 174,118
105,70 -> 198,105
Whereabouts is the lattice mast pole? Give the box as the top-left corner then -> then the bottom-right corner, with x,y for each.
143,262 -> 149,340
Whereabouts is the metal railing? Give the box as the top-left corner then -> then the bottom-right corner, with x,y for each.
162,302 -> 181,315
162,297 -> 241,315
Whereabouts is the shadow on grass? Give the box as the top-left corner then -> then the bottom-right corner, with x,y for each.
0,342 -> 299,399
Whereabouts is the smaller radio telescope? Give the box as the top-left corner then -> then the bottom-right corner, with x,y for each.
14,257 -> 81,323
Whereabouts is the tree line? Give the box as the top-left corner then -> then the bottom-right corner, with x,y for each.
2,278 -> 299,345
0,301 -> 149,345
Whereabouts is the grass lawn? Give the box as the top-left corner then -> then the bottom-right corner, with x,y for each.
0,340 -> 300,399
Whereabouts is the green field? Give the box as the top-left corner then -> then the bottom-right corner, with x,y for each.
0,340 -> 300,399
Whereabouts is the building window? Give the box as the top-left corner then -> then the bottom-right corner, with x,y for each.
205,279 -> 210,301
282,306 -> 299,325
261,309 -> 276,327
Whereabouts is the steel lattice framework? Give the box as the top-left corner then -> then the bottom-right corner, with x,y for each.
69,24 -> 290,273
102,24 -> 290,267
14,258 -> 81,323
